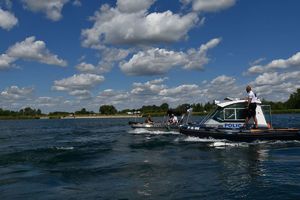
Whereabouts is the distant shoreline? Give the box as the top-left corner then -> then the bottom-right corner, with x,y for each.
60,115 -> 142,119
1,110 -> 300,120
0,115 -> 142,120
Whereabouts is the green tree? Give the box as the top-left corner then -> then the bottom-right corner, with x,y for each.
140,105 -> 160,113
25,107 -> 34,115
75,108 -> 94,115
99,105 -> 117,115
286,88 -> 300,109
160,103 -> 169,112
175,104 -> 191,113
37,109 -> 42,115
0,108 -> 12,116
49,111 -> 71,116
19,107 -> 38,116
204,102 -> 214,112
191,103 -> 204,112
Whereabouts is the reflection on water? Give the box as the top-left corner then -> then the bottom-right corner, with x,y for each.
213,146 -> 267,198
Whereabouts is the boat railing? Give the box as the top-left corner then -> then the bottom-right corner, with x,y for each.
184,108 -> 193,125
199,108 -> 216,125
261,104 -> 272,127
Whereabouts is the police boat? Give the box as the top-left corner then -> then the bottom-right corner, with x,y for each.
179,97 -> 300,142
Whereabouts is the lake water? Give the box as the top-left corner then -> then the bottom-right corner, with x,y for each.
1,114 -> 300,199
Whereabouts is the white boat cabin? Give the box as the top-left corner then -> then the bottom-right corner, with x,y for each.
202,98 -> 271,129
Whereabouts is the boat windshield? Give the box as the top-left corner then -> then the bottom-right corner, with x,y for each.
211,103 -> 247,122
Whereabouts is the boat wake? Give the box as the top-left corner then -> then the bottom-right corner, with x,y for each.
54,146 -> 75,150
180,136 -> 249,148
179,136 -> 300,149
183,136 -> 226,143
209,141 -> 249,148
128,128 -> 179,135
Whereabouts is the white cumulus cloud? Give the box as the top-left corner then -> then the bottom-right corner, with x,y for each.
129,77 -> 201,106
81,3 -> 199,48
0,36 -> 67,70
97,47 -> 130,73
35,96 -> 60,107
76,62 -> 96,73
77,48 -> 130,74
159,84 -> 199,96
183,37 -> 221,70
254,71 -> 300,86
120,48 -> 185,76
52,73 -> 104,99
69,90 -> 92,100
181,0 -> 236,12
244,52 -> 300,101
7,36 -> 67,66
201,75 -> 242,100
210,74 -> 236,85
120,38 -> 221,76
125,75 -> 241,108
116,0 -> 155,13
97,89 -> 130,106
247,52 -> 300,74
131,77 -> 168,95
0,54 -> 16,69
72,0 -> 81,7
22,0 -> 69,21
0,8 -> 18,30
53,73 -> 104,91
0,86 -> 34,101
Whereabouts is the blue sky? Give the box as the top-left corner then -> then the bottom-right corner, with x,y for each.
0,0 -> 300,113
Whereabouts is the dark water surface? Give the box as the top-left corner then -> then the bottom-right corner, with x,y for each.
1,114 -> 300,199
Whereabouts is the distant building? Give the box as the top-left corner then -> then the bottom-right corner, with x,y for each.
127,111 -> 141,115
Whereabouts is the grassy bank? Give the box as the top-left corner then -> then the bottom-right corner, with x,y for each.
0,114 -> 142,120
0,116 -> 41,120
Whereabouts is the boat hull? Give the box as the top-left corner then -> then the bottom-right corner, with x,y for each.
180,125 -> 300,142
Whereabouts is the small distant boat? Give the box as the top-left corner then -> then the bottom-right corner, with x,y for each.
129,109 -> 193,131
180,97 -> 300,142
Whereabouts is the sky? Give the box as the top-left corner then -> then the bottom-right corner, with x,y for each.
0,0 -> 300,113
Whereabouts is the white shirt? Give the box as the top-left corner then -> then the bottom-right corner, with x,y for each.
173,116 -> 178,123
170,116 -> 178,124
248,90 -> 257,103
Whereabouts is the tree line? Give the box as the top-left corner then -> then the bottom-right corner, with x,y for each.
262,88 -> 300,110
0,107 -> 41,116
0,107 -> 42,118
101,89 -> 300,114
1,88 -> 300,117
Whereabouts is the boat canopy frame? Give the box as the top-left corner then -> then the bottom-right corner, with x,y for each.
198,100 -> 273,127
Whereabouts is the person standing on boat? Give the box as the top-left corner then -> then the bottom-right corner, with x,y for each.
244,85 -> 258,129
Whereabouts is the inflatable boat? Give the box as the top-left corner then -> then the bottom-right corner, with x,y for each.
129,108 -> 193,131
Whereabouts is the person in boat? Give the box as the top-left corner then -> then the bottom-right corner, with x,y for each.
145,115 -> 154,124
244,85 -> 258,129
168,114 -> 178,125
